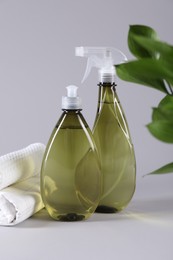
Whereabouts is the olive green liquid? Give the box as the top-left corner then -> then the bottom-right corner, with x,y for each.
41,110 -> 101,221
93,83 -> 136,213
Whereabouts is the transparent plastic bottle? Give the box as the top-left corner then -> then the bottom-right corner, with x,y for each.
41,85 -> 101,221
76,47 -> 136,213
93,82 -> 136,213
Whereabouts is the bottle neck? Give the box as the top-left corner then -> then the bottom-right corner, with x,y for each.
56,109 -> 88,129
97,82 -> 117,105
62,109 -> 82,114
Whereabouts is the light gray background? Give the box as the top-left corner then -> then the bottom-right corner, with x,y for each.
0,1 -> 173,260
0,0 -> 173,200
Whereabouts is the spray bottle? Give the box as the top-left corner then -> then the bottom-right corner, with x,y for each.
41,85 -> 102,221
76,47 -> 136,213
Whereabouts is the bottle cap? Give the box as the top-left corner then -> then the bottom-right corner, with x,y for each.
62,85 -> 82,110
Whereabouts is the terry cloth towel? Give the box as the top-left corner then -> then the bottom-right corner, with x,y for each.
0,175 -> 44,226
0,143 -> 45,190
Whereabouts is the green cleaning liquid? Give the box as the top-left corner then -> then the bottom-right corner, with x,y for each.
93,83 -> 136,213
75,46 -> 136,213
41,85 -> 101,221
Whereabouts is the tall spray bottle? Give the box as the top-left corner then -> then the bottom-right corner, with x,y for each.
76,47 -> 136,213
41,85 -> 102,221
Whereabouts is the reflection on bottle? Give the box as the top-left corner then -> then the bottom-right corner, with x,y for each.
75,148 -> 101,210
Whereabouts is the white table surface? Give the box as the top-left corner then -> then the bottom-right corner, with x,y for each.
1,178 -> 173,260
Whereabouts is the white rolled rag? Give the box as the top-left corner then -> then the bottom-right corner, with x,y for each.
0,143 -> 45,190
0,176 -> 44,225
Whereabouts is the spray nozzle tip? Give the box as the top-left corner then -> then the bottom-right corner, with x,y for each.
75,47 -> 84,57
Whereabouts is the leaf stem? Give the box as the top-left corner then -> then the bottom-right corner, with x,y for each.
167,82 -> 173,95
164,80 -> 173,95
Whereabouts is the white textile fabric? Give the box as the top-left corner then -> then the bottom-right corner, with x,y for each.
0,143 -> 45,190
0,176 -> 44,225
0,143 -> 46,226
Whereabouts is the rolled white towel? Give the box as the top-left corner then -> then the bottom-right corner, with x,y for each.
0,143 -> 45,190
0,175 -> 44,226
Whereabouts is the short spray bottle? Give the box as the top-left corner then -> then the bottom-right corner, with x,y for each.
41,85 -> 102,221
76,47 -> 136,213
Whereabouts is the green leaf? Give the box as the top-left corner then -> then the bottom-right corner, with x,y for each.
128,25 -> 159,59
116,59 -> 170,94
152,107 -> 173,122
159,95 -> 173,109
147,120 -> 173,143
152,108 -> 166,121
133,38 -> 173,93
152,95 -> 173,122
131,36 -> 173,64
147,162 -> 173,175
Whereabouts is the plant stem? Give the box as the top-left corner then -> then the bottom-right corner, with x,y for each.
168,82 -> 173,95
164,80 -> 173,95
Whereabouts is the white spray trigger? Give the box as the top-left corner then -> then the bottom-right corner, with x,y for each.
75,46 -> 127,83
82,56 -> 103,83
